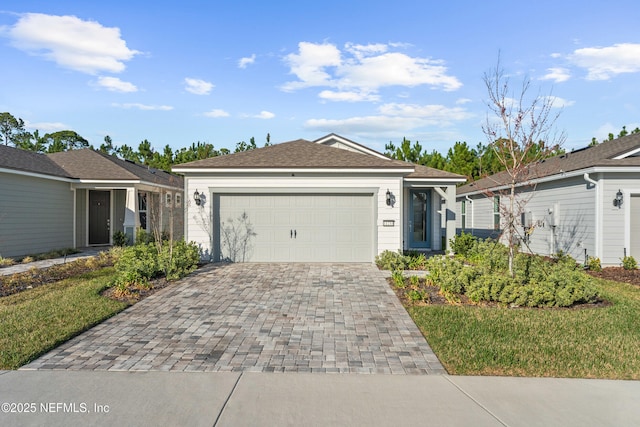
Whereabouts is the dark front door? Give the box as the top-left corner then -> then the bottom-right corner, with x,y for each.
89,190 -> 110,245
409,189 -> 431,249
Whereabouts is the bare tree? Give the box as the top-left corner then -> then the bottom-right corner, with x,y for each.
482,57 -> 566,275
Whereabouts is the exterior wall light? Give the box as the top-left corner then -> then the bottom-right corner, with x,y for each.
386,189 -> 393,206
194,189 -> 202,206
614,189 -> 623,208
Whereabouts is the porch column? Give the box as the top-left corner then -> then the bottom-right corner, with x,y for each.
444,184 -> 456,253
123,188 -> 137,245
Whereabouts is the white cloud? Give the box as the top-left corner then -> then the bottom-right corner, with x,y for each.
112,103 -> 173,111
305,102 -> 472,135
254,111 -> 275,119
24,121 -> 67,132
318,90 -> 379,102
569,43 -> 640,80
543,96 -> 575,108
282,42 -> 342,91
281,42 -> 462,100
540,67 -> 571,83
97,76 -> 138,92
238,54 -> 256,68
203,109 -> 230,118
6,13 -> 139,74
456,98 -> 472,105
185,78 -> 214,95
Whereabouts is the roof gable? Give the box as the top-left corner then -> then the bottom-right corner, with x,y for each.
313,133 -> 389,160
458,133 -> 640,195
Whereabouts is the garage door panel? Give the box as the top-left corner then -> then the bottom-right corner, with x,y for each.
217,193 -> 373,262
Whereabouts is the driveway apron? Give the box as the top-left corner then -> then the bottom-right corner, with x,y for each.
23,263 -> 445,374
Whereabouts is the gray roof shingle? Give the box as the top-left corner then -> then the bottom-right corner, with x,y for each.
48,149 -> 183,187
175,138 -> 417,170
0,145 -> 72,178
458,133 -> 640,195
1,145 -> 182,188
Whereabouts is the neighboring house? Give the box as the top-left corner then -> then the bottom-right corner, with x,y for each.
455,133 -> 640,266
0,145 -> 183,258
172,134 -> 465,262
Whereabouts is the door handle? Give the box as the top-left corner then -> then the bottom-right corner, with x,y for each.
294,230 -> 297,239
290,229 -> 293,239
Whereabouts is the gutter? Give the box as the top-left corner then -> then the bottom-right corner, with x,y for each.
583,173 -> 598,186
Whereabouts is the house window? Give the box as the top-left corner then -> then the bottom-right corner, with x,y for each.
493,196 -> 500,230
138,192 -> 148,230
165,192 -> 172,207
461,201 -> 466,229
175,193 -> 182,207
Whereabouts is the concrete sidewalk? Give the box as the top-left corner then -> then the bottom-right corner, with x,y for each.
0,248 -> 106,276
0,371 -> 638,427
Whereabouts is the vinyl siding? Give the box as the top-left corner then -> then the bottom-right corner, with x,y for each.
0,172 -> 73,258
113,189 -> 126,234
601,172 -> 640,265
183,173 -> 402,261
456,175 -> 596,262
75,189 -> 87,247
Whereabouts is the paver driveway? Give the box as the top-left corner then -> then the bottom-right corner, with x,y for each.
24,263 -> 445,374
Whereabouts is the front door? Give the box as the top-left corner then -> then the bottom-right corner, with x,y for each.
409,190 -> 431,249
89,190 -> 111,245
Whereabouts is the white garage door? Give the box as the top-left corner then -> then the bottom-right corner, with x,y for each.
215,193 -> 374,262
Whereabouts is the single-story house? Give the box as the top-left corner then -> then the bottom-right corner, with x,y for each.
455,133 -> 640,266
172,134 -> 466,263
0,145 -> 183,258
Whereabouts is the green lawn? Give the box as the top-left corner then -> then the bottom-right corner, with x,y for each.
408,278 -> 640,379
0,268 -> 127,370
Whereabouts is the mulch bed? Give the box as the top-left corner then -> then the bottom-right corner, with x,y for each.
100,277 -> 173,305
586,267 -> 640,287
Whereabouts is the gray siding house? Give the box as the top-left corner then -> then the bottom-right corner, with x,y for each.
455,134 -> 640,266
0,145 -> 184,259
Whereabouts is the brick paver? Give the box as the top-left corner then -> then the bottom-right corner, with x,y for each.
23,263 -> 445,374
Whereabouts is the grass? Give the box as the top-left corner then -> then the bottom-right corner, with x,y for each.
0,267 -> 127,370
408,278 -> 640,379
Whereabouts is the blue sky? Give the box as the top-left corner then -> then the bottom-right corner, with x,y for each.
1,1 -> 639,156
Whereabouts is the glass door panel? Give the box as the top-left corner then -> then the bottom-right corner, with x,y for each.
409,190 -> 431,248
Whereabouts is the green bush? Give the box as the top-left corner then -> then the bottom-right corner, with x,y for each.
406,289 -> 426,302
622,256 -> 638,270
407,253 -> 427,270
587,257 -> 602,272
113,240 -> 200,287
376,250 -> 408,270
391,270 -> 406,288
159,240 -> 200,280
424,238 -> 600,308
450,231 -> 477,257
113,230 -> 128,247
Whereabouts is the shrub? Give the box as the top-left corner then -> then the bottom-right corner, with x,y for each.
113,230 -> 128,247
114,243 -> 159,287
587,257 -> 602,272
0,256 -> 16,267
407,253 -> 427,270
450,231 -> 477,257
158,240 -> 200,280
391,270 -> 406,288
406,289 -> 426,302
135,228 -> 154,245
621,256 -> 638,270
376,250 -> 408,270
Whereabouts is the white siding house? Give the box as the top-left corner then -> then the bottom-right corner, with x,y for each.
456,134 -> 640,266
173,134 -> 465,263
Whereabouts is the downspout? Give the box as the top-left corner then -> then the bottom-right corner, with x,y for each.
583,173 -> 600,260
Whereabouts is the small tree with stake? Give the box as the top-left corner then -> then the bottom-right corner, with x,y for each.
482,57 -> 565,276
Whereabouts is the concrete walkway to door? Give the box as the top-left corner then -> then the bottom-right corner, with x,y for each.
23,263 -> 445,374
